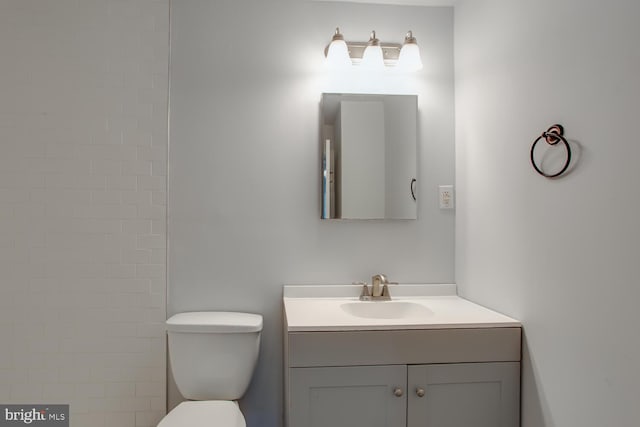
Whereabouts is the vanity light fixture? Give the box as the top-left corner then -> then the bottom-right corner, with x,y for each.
325,28 -> 352,69
324,27 -> 423,71
360,31 -> 385,71
398,31 -> 423,71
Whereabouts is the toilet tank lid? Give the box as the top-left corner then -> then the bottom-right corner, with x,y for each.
166,312 -> 263,333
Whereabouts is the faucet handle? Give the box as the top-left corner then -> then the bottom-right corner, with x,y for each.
353,281 -> 371,300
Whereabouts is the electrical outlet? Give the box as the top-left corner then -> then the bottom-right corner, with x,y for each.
439,185 -> 454,209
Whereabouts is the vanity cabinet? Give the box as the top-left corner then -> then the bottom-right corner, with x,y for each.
407,362 -> 520,427
289,365 -> 407,427
284,328 -> 521,427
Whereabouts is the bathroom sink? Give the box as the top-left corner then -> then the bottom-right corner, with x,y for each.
283,284 -> 521,331
340,301 -> 433,319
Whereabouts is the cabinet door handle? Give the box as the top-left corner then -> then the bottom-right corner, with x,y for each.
416,387 -> 425,397
410,178 -> 417,201
393,387 -> 403,397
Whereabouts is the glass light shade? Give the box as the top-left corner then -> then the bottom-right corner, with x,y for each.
398,43 -> 423,71
326,39 -> 351,69
361,45 -> 385,70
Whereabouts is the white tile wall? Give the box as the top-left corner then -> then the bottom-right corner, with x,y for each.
0,1 -> 169,426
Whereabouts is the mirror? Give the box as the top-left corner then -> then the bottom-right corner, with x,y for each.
321,93 -> 418,220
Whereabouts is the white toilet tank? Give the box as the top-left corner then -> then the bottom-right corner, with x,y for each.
166,311 -> 262,401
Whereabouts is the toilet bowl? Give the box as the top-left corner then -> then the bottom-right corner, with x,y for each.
157,311 -> 263,427
157,401 -> 244,427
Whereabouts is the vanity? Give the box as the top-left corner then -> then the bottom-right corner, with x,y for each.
283,284 -> 521,427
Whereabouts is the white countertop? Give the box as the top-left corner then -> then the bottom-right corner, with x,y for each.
283,284 -> 521,332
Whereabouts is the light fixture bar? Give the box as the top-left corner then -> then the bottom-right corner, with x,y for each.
324,42 -> 402,66
345,42 -> 402,66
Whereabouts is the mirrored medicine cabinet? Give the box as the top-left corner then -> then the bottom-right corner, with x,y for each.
321,93 -> 418,220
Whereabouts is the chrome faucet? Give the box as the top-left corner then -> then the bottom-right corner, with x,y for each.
357,274 -> 396,301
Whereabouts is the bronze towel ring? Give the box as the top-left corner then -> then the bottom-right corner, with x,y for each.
530,124 -> 571,178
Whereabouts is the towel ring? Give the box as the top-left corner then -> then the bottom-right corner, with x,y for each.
530,124 -> 572,178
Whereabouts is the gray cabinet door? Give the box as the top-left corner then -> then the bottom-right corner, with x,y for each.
289,365 -> 407,427
407,362 -> 520,427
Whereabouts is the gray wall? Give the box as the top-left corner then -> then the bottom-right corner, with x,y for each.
455,0 -> 640,426
169,1 -> 455,426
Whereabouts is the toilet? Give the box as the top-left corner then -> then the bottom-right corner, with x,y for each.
158,311 -> 263,427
